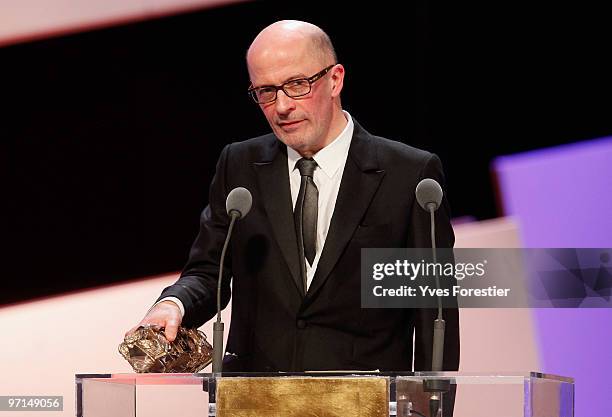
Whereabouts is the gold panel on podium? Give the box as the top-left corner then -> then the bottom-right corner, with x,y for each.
216,376 -> 389,417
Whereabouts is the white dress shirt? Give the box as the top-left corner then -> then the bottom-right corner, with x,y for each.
158,111 -> 354,314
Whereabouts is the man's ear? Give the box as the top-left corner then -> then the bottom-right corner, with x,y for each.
330,64 -> 345,98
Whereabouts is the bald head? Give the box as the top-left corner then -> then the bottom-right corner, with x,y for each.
247,20 -> 337,72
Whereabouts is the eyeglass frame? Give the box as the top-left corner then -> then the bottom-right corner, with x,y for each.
247,64 -> 336,104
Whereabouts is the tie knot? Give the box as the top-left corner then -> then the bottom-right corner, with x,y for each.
296,158 -> 317,177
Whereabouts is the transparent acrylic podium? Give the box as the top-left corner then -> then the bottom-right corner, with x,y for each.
75,372 -> 573,417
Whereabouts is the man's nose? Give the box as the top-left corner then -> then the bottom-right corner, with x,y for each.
274,89 -> 296,115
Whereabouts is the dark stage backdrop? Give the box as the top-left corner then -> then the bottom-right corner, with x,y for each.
4,0 -> 612,304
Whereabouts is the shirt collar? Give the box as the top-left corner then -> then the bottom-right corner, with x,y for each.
287,110 -> 354,178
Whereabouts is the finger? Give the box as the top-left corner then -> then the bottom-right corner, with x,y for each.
125,316 -> 160,338
164,318 -> 180,342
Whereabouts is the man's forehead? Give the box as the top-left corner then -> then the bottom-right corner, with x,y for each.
248,46 -> 319,84
249,64 -> 310,86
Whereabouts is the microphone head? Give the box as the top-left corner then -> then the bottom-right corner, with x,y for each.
226,187 -> 252,219
415,178 -> 443,211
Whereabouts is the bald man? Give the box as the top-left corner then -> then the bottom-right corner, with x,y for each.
128,20 -> 459,373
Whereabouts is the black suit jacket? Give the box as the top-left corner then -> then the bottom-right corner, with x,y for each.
158,119 -> 459,372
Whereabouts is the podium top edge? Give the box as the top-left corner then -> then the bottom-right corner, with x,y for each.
75,371 -> 574,383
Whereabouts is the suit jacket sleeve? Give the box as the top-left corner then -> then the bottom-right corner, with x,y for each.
156,144 -> 233,328
408,153 -> 460,371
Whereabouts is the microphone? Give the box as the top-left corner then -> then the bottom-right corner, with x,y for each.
415,178 -> 445,372
213,187 -> 252,373
416,178 -> 449,417
226,187 -> 253,220
416,178 -> 443,213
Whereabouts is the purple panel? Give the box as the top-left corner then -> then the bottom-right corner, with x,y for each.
494,137 -> 612,247
493,137 -> 612,417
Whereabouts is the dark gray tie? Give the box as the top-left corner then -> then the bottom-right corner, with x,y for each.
294,158 -> 318,291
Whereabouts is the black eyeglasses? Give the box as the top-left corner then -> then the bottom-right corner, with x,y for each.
248,64 -> 336,104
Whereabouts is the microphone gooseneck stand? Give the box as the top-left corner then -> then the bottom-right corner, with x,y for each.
212,210 -> 239,374
422,202 -> 450,417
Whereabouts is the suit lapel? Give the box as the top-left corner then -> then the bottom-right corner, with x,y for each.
253,138 -> 304,296
306,121 -> 385,300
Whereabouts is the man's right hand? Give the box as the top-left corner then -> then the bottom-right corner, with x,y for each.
125,300 -> 183,342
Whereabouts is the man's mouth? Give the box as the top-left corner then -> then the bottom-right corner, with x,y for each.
278,120 -> 304,128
